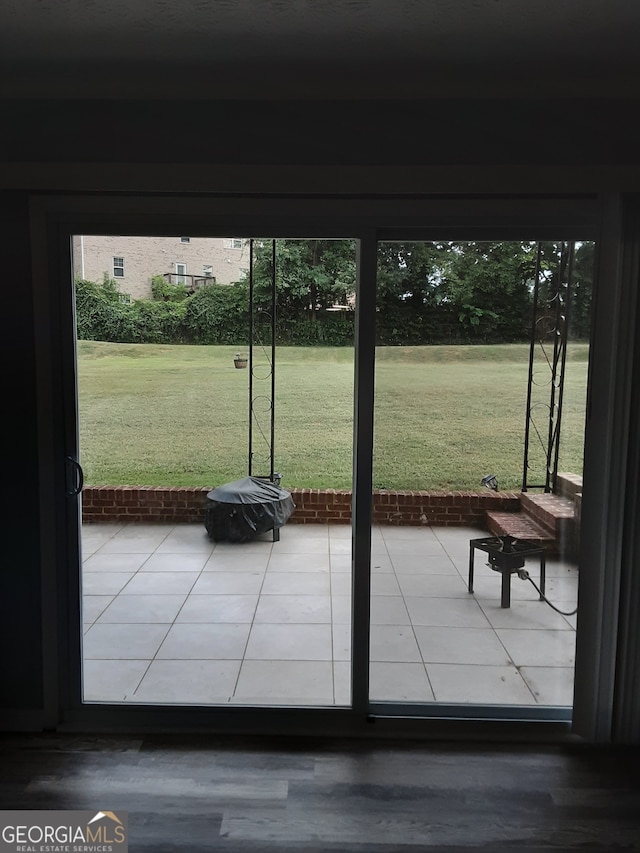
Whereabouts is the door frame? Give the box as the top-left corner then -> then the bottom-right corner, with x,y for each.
30,191 -> 626,740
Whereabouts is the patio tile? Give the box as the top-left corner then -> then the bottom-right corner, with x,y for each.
97,525 -> 171,553
156,622 -> 251,660
414,626 -> 513,665
203,551 -> 271,572
391,554 -> 458,575
82,659 -> 149,701
385,540 -> 446,557
426,663 -> 536,704
267,553 -> 330,573
380,526 -> 439,541
82,595 -> 115,625
396,574 -> 469,598
139,553 -> 209,572
477,598 -> 576,630
328,524 -> 352,539
544,577 -> 580,600
519,666 -> 575,706
81,572 -> 137,596
254,594 -> 332,624
176,594 -> 259,623
331,596 -> 351,625
370,625 -> 422,662
330,554 -> 352,573
81,524 -> 125,557
131,659 -> 241,704
191,572 -> 264,594
543,560 -> 580,578
405,596 -> 492,628
333,661 -> 351,705
370,543 -> 390,558
212,535 -> 274,550
245,624 -> 332,660
330,573 -> 352,596
83,553 -> 148,573
370,555 -> 394,573
261,572 -> 330,595
332,623 -> 351,660
233,660 -> 334,703
97,593 -> 187,624
83,623 -> 170,659
282,524 -> 329,539
369,662 -> 435,702
120,572 -> 200,595
495,628 -> 576,667
370,574 -> 401,595
155,526 -> 214,554
370,596 -> 410,625
274,537 -> 330,554
79,523 -> 577,708
157,623 -> 251,659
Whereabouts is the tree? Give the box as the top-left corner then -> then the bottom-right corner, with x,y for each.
250,239 -> 356,321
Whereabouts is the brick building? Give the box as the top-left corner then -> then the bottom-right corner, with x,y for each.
72,234 -> 249,299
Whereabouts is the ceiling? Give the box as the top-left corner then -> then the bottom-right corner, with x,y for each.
1,0 -> 640,99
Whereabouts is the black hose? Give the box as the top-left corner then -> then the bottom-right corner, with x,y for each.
517,569 -> 578,616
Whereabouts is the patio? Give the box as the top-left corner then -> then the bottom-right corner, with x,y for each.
81,522 -> 578,708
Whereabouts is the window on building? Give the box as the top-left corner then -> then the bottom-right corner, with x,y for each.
113,257 -> 124,277
203,265 -> 213,277
175,262 -> 187,284
180,236 -> 191,243
227,238 -> 243,249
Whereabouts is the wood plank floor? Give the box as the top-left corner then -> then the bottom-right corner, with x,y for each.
1,734 -> 639,851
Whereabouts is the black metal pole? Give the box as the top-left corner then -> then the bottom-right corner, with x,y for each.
551,241 -> 574,493
270,239 -> 276,482
546,243 -> 566,492
522,242 -> 542,491
248,238 -> 254,476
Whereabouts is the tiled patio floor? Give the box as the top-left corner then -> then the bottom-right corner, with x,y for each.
81,522 -> 579,708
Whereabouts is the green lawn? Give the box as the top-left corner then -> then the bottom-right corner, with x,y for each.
77,341 -> 589,491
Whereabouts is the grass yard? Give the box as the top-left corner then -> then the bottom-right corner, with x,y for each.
77,341 -> 589,491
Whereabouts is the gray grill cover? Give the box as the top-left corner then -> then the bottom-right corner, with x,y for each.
204,476 -> 295,542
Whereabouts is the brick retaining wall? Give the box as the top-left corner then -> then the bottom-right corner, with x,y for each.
81,485 -> 520,527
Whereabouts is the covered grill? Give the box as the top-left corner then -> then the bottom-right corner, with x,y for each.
204,476 -> 295,543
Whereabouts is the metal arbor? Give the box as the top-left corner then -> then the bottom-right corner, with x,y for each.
248,238 -> 277,483
522,241 -> 575,493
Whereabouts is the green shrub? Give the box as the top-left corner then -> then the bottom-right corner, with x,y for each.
151,274 -> 190,302
182,282 -> 249,344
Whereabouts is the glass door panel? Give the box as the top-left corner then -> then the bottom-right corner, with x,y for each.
74,235 -> 355,707
370,239 -> 593,712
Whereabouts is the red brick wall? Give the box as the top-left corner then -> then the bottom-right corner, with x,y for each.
81,485 -> 519,526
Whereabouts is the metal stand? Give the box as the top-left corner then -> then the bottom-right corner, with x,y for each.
468,536 -> 546,608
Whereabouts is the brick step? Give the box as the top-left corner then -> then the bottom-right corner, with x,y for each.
556,472 -> 583,503
520,492 -> 575,537
485,511 -> 556,551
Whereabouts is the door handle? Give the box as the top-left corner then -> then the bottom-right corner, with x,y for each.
66,456 -> 84,496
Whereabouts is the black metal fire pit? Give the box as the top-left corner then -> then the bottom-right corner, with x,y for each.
204,476 -> 295,543
468,535 -> 546,608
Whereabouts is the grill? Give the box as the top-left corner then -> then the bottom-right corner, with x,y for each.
204,476 -> 295,543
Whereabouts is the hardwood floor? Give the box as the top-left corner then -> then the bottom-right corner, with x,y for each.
1,734 -> 639,851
